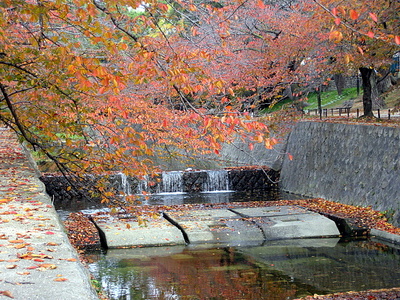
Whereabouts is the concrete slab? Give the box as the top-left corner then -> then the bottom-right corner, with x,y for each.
371,228 -> 400,246
261,213 -> 340,239
232,205 -> 340,240
92,215 -> 185,248
165,209 -> 265,246
92,206 -> 340,248
230,205 -> 310,217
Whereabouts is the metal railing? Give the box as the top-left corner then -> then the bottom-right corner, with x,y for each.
307,108 -> 399,119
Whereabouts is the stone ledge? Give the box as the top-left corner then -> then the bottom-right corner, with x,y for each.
370,228 -> 400,246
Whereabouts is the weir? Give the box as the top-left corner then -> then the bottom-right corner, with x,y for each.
131,170 -> 228,195
40,168 -> 279,201
121,170 -> 230,195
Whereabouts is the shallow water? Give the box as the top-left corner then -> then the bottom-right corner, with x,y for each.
55,191 -> 400,299
86,238 -> 400,300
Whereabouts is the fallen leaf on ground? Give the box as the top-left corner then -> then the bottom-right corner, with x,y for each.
5,265 -> 17,269
0,290 -> 14,298
16,272 -> 30,275
54,277 -> 68,282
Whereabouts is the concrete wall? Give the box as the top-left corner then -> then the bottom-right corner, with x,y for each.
220,137 -> 288,171
280,121 -> 400,226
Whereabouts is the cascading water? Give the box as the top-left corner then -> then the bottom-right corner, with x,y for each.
136,174 -> 150,195
119,172 -> 131,196
135,171 -> 184,195
134,170 -> 231,195
202,170 -> 230,192
160,171 -> 184,193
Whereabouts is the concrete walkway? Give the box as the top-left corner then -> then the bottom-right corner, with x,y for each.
0,128 -> 98,300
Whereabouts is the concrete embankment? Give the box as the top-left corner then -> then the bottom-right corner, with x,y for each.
0,128 -> 98,300
280,121 -> 400,227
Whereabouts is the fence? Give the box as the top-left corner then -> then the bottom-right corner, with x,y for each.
307,108 -> 399,120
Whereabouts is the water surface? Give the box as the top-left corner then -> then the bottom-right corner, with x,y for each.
86,238 -> 400,300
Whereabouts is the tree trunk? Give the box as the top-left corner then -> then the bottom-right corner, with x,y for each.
359,67 -> 375,117
333,74 -> 345,95
317,86 -> 322,119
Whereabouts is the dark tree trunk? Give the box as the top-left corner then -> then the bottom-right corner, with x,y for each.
359,67 -> 375,117
317,86 -> 322,119
333,74 -> 345,95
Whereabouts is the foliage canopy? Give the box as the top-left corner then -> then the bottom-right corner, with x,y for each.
0,0 -> 398,200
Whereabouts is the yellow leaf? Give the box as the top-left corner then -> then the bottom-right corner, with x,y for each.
329,31 -> 343,43
265,140 -> 273,149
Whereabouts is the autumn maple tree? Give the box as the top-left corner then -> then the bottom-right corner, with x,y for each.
0,0 -> 273,202
312,0 -> 399,116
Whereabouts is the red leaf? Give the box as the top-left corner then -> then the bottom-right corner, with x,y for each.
350,9 -> 359,20
367,31 -> 374,38
33,258 -> 44,262
395,36 -> 400,45
334,18 -> 341,25
54,277 -> 68,282
45,231 -> 55,235
331,7 -> 338,16
369,12 -> 378,22
256,0 -> 265,9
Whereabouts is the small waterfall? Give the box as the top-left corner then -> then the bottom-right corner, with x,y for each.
202,170 -> 230,192
136,172 -> 184,194
136,175 -> 150,195
130,170 -> 232,195
160,171 -> 183,193
119,172 -> 131,196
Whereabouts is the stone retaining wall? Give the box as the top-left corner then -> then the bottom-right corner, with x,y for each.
280,121 -> 400,226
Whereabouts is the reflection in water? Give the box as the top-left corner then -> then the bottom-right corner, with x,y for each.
86,239 -> 400,300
